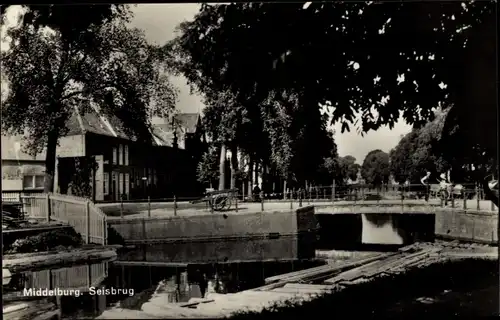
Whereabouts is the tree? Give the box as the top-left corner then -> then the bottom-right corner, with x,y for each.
169,2 -> 497,203
1,7 -> 177,192
362,150 -> 390,187
389,109 -> 450,183
196,144 -> 219,188
338,156 -> 361,182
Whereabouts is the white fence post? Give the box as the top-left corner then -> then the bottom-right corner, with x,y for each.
86,200 -> 91,244
103,217 -> 108,245
46,193 -> 51,223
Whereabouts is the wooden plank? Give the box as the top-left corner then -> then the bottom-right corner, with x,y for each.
265,264 -> 334,284
360,251 -> 431,278
387,248 -> 442,272
283,283 -> 336,291
113,261 -> 188,267
271,287 -> 324,295
180,299 -> 215,308
324,253 -> 405,284
256,252 -> 394,291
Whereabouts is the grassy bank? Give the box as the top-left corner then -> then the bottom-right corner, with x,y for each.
230,258 -> 498,318
3,228 -> 83,254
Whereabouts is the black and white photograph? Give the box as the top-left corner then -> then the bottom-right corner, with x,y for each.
1,2 -> 498,318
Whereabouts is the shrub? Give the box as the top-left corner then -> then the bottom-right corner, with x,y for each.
7,228 -> 83,253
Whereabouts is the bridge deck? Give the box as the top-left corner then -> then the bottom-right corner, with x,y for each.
105,199 -> 497,220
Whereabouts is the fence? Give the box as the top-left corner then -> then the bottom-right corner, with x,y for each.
97,183 -> 497,219
2,190 -> 44,203
17,193 -> 108,245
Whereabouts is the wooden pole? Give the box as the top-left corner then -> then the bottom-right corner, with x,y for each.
120,196 -> 124,219
147,196 -> 151,217
174,195 -> 177,216
299,188 -> 302,207
235,191 -> 239,213
46,193 -> 51,223
476,185 -> 480,210
332,180 -> 335,203
260,191 -> 264,212
86,200 -> 91,244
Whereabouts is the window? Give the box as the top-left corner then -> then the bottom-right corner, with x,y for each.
112,147 -> 118,165
103,173 -> 109,195
118,145 -> 123,165
119,173 -> 124,196
23,175 -> 44,189
124,173 -> 130,196
35,176 -> 44,188
124,145 -> 129,166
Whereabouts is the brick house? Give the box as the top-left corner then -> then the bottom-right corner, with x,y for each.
2,108 -> 205,202
55,107 -> 202,202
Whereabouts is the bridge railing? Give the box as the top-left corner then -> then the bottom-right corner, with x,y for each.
96,183 -> 497,219
20,193 -> 107,245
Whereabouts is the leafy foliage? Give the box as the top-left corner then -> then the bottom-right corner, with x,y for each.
339,156 -> 361,182
362,149 -> 390,186
389,109 -> 450,183
67,156 -> 98,198
6,228 -> 83,254
170,2 -> 497,182
1,6 -> 177,191
197,144 -> 219,186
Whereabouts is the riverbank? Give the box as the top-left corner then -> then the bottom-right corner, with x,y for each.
3,246 -> 118,273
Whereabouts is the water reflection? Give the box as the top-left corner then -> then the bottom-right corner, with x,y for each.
118,234 -> 317,264
362,214 -> 403,245
3,257 -> 322,319
3,260 -> 111,319
316,213 -> 435,250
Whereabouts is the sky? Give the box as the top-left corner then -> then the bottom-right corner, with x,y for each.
2,4 -> 413,163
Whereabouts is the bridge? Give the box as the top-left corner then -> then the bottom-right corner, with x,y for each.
4,191 -> 498,248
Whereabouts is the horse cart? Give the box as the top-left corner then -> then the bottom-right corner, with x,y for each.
191,188 -> 239,212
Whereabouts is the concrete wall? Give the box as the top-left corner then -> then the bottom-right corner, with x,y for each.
108,206 -> 317,243
435,210 -> 498,244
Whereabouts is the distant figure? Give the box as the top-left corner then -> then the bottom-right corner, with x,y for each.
420,171 -> 431,201
438,171 -> 453,202
252,184 -> 261,202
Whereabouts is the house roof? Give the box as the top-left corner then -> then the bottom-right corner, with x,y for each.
174,113 -> 200,134
150,113 -> 202,148
66,105 -> 132,140
151,125 -> 186,149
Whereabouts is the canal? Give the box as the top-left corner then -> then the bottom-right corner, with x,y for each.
3,214 -> 498,318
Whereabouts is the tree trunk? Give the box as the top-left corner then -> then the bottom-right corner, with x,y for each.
230,144 -> 238,190
262,163 -> 268,194
254,161 -> 259,187
247,156 -> 254,197
43,130 -> 59,193
218,145 -> 227,190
